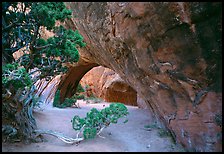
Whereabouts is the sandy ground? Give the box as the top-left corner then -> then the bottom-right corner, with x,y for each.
2,100 -> 185,152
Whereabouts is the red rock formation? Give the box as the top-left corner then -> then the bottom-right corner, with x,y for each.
102,74 -> 137,106
79,66 -> 108,98
80,66 -> 138,106
58,2 -> 222,151
58,59 -> 98,103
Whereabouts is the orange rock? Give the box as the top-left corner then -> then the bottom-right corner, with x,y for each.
56,2 -> 222,151
80,66 -> 138,106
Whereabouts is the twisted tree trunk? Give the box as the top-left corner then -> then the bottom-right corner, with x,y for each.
2,85 -> 37,142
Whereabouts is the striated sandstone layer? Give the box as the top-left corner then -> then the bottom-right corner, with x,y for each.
58,2 -> 222,151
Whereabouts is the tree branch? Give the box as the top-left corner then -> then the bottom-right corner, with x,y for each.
34,129 -> 84,144
33,44 -> 52,51
2,19 -> 19,31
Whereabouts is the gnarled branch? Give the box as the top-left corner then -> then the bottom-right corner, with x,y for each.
34,129 -> 84,144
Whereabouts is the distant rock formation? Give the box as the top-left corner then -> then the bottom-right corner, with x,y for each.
80,66 -> 140,106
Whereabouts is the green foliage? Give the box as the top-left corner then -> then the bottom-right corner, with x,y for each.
83,127 -> 97,139
30,2 -> 72,30
71,103 -> 129,139
60,98 -> 76,108
2,62 -> 32,90
2,2 -> 86,80
101,103 -> 129,124
53,90 -> 77,108
53,90 -> 61,107
84,84 -> 90,90
42,26 -> 85,63
69,83 -> 86,101
158,128 -> 172,138
3,1 -> 86,108
76,83 -> 85,93
72,94 -> 85,100
2,2 -> 86,142
144,123 -> 159,129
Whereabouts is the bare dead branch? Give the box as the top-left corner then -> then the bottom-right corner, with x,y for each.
34,129 -> 84,144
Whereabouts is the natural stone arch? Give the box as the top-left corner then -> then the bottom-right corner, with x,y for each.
58,63 -> 139,107
58,2 -> 222,152
58,61 -> 98,103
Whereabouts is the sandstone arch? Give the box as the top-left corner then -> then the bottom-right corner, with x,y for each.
57,2 -> 221,151
58,60 -> 98,103
58,63 -> 139,107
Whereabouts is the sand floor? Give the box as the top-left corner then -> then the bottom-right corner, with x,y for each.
2,100 -> 185,152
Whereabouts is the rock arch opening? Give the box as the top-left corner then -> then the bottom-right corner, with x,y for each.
57,64 -> 146,108
79,66 -> 138,106
57,62 -> 99,103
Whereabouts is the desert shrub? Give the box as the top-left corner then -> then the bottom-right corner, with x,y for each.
158,128 -> 172,138
53,90 -> 61,107
72,94 -> 85,100
71,103 -> 129,139
53,90 -> 77,108
76,83 -> 85,93
144,123 -> 159,129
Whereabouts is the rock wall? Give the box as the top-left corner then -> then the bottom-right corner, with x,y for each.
80,66 -> 139,106
34,75 -> 61,104
58,2 -> 222,151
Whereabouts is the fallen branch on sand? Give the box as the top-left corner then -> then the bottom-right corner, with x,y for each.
34,129 -> 84,144
34,127 -> 106,144
34,103 -> 129,144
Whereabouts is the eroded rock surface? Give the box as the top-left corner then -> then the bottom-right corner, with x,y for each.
58,2 -> 221,151
58,59 -> 98,103
80,66 -> 138,106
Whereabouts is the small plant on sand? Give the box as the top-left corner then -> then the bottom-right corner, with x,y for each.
34,103 -> 129,144
144,122 -> 172,138
144,123 -> 159,129
72,94 -> 85,100
71,103 -> 129,140
76,83 -> 85,93
158,128 -> 172,138
53,90 -> 78,108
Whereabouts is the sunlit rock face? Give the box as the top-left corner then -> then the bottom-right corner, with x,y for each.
34,75 -> 61,104
58,2 -> 222,151
80,66 -> 139,106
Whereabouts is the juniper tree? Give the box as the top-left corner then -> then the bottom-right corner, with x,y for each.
2,2 -> 129,144
2,2 -> 86,142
